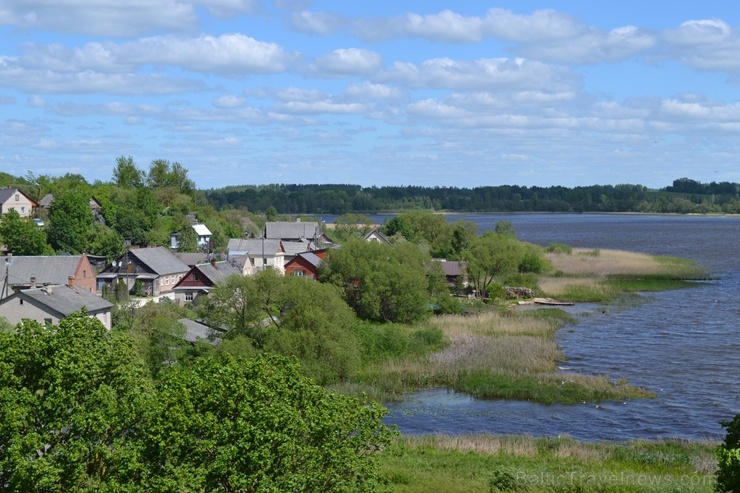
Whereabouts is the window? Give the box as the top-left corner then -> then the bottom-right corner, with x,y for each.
185,292 -> 194,301
170,275 -> 174,285
294,270 -> 306,276
20,206 -> 25,214
44,318 -> 52,327
160,278 -> 164,286
165,277 -> 169,285
15,194 -> 19,201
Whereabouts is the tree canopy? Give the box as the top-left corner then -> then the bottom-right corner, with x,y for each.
0,311 -> 394,492
0,209 -> 50,255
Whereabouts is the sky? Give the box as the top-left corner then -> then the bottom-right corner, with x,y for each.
2,1 -> 740,190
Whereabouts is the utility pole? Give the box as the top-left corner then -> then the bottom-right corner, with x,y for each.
2,253 -> 13,299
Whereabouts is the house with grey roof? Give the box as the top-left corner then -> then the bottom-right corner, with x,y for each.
0,254 -> 97,300
227,238 -> 284,274
0,187 -> 36,218
0,279 -> 113,329
96,246 -> 190,300
178,318 -> 222,345
364,228 -> 392,245
265,221 -> 333,246
173,259 -> 243,305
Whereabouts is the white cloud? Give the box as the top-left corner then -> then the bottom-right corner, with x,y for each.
196,0 -> 262,17
312,48 -> 383,76
482,8 -> 584,43
274,87 -> 326,102
378,57 -> 578,93
27,95 -> 46,108
289,11 -> 344,35
123,34 -> 291,74
275,100 -> 365,115
0,0 -> 198,37
407,99 -> 468,118
345,82 -> 402,100
665,19 -> 732,46
214,95 -> 248,108
662,19 -> 740,72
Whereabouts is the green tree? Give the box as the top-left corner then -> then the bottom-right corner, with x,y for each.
464,232 -> 525,298
112,155 -> 144,188
320,240 -> 432,323
46,188 -> 94,253
717,414 -> 740,493
141,354 -> 394,493
86,222 -> 125,260
0,209 -> 50,255
265,205 -> 278,222
198,273 -> 265,346
176,224 -> 198,252
0,312 -> 154,492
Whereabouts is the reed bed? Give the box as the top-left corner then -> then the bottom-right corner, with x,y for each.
547,248 -> 705,278
381,435 -> 718,493
356,310 -> 651,403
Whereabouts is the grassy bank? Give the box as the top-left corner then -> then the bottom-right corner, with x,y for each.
540,249 -> 708,302
380,435 -> 717,493
351,309 -> 652,404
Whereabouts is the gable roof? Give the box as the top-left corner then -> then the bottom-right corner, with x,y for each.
175,252 -> 210,267
364,228 -> 391,244
8,285 -> 112,317
39,193 -> 54,208
227,238 -> 282,256
192,223 -> 211,236
265,221 -> 320,240
292,251 -> 322,269
193,260 -> 242,284
178,318 -> 221,345
0,255 -> 88,287
0,187 -> 36,206
128,247 -> 190,275
436,260 -> 467,277
281,239 -> 314,257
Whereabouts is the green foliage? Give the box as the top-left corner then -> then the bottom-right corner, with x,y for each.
0,312 -> 154,493
46,188 -> 94,254
112,155 -> 144,188
176,223 -> 199,252
86,222 -> 125,260
0,209 -> 51,255
198,270 -> 364,384
518,243 -> 552,274
494,220 -> 516,237
0,314 -> 393,492
464,232 -> 526,298
332,213 -> 376,243
320,240 -> 433,324
143,354 -> 395,493
547,242 -> 573,254
266,205 -> 278,221
716,414 -> 740,492
146,159 -> 194,194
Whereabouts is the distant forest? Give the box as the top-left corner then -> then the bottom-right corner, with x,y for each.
205,177 -> 740,215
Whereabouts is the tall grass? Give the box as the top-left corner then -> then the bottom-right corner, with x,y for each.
379,435 -> 718,493
353,310 -> 652,403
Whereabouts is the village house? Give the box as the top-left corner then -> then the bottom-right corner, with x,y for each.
172,259 -> 242,305
0,187 -> 36,218
0,254 -> 97,300
170,223 -> 213,250
0,278 -> 113,330
364,228 -> 392,245
265,220 -> 334,246
284,249 -> 328,279
96,247 -> 190,301
227,238 -> 284,274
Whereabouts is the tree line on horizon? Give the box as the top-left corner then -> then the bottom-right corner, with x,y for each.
205,177 -> 740,215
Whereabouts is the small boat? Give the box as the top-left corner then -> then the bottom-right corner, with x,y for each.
532,298 -> 574,306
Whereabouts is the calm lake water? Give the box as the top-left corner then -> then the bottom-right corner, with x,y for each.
381,214 -> 740,441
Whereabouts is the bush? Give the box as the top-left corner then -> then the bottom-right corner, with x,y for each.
547,242 -> 572,254
716,414 -> 740,492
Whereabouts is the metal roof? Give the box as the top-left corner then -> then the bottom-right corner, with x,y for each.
193,261 -> 242,284
227,238 -> 282,256
127,247 -> 190,275
192,223 -> 212,236
15,285 -> 112,316
0,255 -> 85,287
295,252 -> 322,269
178,318 -> 221,345
265,221 -> 320,240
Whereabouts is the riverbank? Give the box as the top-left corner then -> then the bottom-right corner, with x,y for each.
379,434 -> 717,493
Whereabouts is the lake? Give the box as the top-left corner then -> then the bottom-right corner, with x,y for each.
381,213 -> 740,441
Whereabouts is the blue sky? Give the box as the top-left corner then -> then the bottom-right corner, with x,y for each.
2,1 -> 740,190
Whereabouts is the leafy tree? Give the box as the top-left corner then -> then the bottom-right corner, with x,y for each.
147,159 -> 194,194
494,220 -> 516,237
198,273 -> 265,346
464,232 -> 526,298
0,312 -> 154,492
141,354 -> 394,493
265,276 -> 361,383
176,224 -> 198,252
46,187 -> 94,253
320,240 -> 432,323
112,155 -> 144,188
0,209 -> 51,255
332,213 -> 375,243
265,205 -> 278,222
86,222 -> 125,260
717,414 -> 740,493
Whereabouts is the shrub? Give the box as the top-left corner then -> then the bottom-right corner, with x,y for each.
716,414 -> 740,492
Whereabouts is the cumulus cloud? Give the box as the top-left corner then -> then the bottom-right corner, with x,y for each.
378,57 -> 578,93
214,95 -> 248,108
289,10 -> 344,35
0,0 -> 197,36
662,19 -> 740,72
312,48 -> 383,76
345,82 -> 403,100
275,100 -> 366,115
13,34 -> 292,76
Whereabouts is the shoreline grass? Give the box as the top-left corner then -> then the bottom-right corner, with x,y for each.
351,309 -> 653,404
379,434 -> 718,493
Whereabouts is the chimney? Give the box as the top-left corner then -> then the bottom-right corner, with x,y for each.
68,275 -> 75,289
30,277 -> 36,289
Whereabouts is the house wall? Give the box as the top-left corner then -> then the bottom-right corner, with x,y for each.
1,192 -> 35,218
285,257 -> 318,279
72,255 -> 97,294
0,298 -> 62,326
